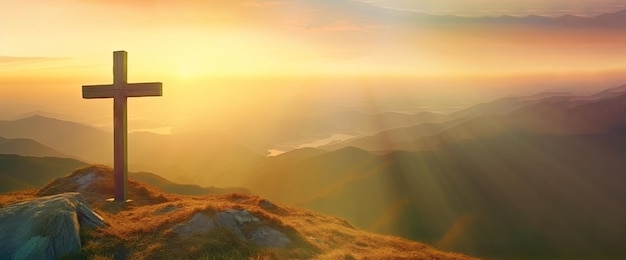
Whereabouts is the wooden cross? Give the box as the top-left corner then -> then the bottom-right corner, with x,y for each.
82,51 -> 162,202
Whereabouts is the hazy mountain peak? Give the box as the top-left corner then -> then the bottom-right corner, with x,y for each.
11,114 -> 81,126
588,84 -> 626,99
14,110 -> 71,121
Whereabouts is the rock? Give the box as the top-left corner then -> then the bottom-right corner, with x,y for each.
172,213 -> 215,239
75,171 -> 99,191
174,209 -> 291,248
214,209 -> 246,240
248,226 -> 292,248
0,192 -> 106,259
230,209 -> 260,225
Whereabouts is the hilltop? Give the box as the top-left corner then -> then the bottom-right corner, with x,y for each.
0,165 -> 474,259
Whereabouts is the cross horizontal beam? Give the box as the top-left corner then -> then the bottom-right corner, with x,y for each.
82,83 -> 163,99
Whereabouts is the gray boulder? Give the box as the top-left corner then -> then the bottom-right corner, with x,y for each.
215,209 -> 260,240
249,226 -> 292,248
0,192 -> 106,260
172,213 -> 215,239
173,209 -> 291,248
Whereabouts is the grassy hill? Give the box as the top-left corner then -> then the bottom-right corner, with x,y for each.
0,165 -> 474,259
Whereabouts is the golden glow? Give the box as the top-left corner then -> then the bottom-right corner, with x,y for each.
3,0 -> 626,132
1,3 -> 624,258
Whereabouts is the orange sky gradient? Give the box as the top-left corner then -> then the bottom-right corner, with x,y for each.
2,0 -> 626,132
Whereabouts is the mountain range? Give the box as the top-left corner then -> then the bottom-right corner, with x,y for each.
0,154 -> 247,196
439,9 -> 626,29
2,85 -> 626,258
0,110 -> 451,186
319,85 -> 626,152
245,85 -> 626,259
281,0 -> 626,31
0,115 -> 263,186
0,136 -> 68,158
308,0 -> 626,30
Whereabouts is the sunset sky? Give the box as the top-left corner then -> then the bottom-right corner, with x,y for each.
2,0 -> 626,132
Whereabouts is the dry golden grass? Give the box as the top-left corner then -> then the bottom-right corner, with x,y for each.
1,165 -> 477,259
0,189 -> 37,207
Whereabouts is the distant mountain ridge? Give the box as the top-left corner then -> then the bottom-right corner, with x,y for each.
401,8 -> 626,29
0,154 -> 248,196
464,9 -> 626,28
0,154 -> 87,193
0,115 -> 265,186
0,136 -> 69,158
323,85 -> 626,151
0,115 -> 111,162
247,85 -> 626,259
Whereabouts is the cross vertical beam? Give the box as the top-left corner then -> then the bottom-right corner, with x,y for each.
82,51 -> 163,202
113,51 -> 128,202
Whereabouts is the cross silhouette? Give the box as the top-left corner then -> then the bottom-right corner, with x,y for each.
82,51 -> 162,202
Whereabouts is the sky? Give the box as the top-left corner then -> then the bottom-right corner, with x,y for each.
2,0 -> 626,133
363,0 -> 626,16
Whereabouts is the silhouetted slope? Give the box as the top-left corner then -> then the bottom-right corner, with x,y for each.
322,111 -> 449,135
502,92 -> 626,135
0,155 -> 248,196
130,171 -> 250,195
570,92 -> 626,132
399,88 -> 626,150
248,133 -> 626,259
129,131 -> 265,187
450,97 -> 536,119
553,9 -> 626,28
321,119 -> 466,151
0,136 -> 69,158
248,147 -> 377,205
432,9 -> 626,29
0,115 -> 265,187
0,154 -> 87,193
587,84 -> 626,98
0,175 -> 29,192
318,92 -> 590,152
0,115 -> 110,162
272,147 -> 327,161
246,86 -> 626,259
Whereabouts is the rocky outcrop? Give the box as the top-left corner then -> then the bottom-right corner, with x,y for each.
0,192 -> 106,259
172,213 -> 215,239
173,209 -> 291,248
